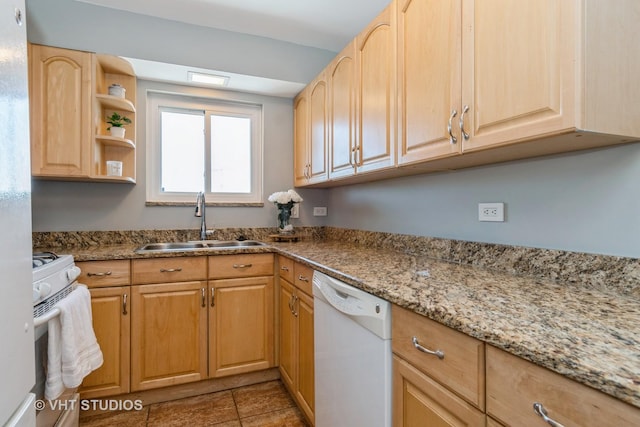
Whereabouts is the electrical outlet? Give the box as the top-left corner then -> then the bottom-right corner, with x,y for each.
313,206 -> 328,216
291,204 -> 299,218
478,203 -> 504,222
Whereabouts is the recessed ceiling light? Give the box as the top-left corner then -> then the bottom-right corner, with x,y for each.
187,71 -> 229,86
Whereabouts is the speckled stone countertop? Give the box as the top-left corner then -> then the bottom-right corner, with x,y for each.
35,228 -> 640,409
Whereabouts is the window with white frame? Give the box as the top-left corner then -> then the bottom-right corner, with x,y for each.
147,92 -> 263,204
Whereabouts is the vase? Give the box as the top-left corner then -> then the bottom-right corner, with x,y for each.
109,127 -> 126,138
276,202 -> 294,234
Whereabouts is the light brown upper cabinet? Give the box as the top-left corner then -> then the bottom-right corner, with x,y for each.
328,41 -> 357,180
294,72 -> 328,186
29,44 -> 93,178
398,0 -> 640,167
355,3 -> 396,174
29,44 -> 137,183
397,0 -> 462,164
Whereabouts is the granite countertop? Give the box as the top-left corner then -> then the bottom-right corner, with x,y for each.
49,239 -> 640,409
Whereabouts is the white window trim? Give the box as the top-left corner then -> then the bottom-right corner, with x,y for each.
146,91 -> 263,205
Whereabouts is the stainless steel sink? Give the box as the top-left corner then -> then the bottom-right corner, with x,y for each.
135,240 -> 266,253
135,242 -> 208,252
195,240 -> 266,248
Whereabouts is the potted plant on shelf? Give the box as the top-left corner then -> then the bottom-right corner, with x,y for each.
106,112 -> 131,138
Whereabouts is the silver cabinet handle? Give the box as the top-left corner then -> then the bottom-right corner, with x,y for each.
448,109 -> 458,144
160,268 -> 182,273
533,403 -> 565,427
412,336 -> 444,359
233,263 -> 253,269
292,295 -> 299,317
87,271 -> 112,277
201,288 -> 206,308
210,287 -> 215,307
298,275 -> 309,282
288,294 -> 294,314
459,105 -> 469,140
122,293 -> 128,315
280,266 -> 290,271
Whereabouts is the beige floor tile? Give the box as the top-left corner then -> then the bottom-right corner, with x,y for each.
147,390 -> 239,427
232,381 -> 295,419
240,407 -> 308,427
79,407 -> 149,427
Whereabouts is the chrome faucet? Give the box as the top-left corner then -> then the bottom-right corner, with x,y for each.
195,191 -> 208,240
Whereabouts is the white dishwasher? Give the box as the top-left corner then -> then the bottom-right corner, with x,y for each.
313,270 -> 392,427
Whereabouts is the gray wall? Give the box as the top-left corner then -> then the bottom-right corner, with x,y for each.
31,80 -> 328,232
327,143 -> 640,258
25,0 -> 336,84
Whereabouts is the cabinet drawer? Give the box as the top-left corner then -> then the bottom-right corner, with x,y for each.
293,263 -> 313,296
486,345 -> 640,427
77,260 -> 130,288
131,256 -> 207,284
278,255 -> 295,283
392,305 -> 485,409
208,254 -> 274,279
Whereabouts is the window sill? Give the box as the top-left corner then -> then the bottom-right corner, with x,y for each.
145,201 -> 265,207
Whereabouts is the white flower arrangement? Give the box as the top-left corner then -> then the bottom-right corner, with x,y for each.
268,189 -> 303,205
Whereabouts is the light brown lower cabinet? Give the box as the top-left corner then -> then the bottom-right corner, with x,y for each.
79,285 -> 130,398
278,257 -> 315,425
208,276 -> 274,377
486,345 -> 640,427
78,260 -> 131,399
130,281 -> 208,391
393,355 -> 485,427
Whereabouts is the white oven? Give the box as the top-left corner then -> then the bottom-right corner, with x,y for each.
32,252 -> 82,427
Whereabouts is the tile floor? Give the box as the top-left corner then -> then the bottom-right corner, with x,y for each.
79,380 -> 309,427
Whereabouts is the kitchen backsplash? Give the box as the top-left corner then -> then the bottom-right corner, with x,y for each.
33,226 -> 639,297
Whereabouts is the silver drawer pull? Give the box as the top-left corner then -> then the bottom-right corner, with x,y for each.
298,275 -> 309,282
281,266 -> 290,271
160,268 -> 182,273
533,403 -> 565,427
412,336 -> 444,359
233,263 -> 253,269
87,271 -> 112,277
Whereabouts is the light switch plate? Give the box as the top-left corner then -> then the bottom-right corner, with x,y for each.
291,204 -> 299,218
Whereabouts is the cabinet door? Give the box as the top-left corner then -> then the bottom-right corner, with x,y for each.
209,276 -> 274,377
29,44 -> 93,177
461,0 -> 576,151
393,355 -> 485,427
328,41 -> 357,180
397,0 -> 462,165
356,4 -> 395,174
79,286 -> 130,399
131,281 -> 208,391
309,74 -> 328,184
296,290 -> 315,424
278,279 -> 296,392
293,89 -> 310,186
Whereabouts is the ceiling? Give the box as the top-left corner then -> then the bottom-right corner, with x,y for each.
76,0 -> 391,96
77,0 -> 391,52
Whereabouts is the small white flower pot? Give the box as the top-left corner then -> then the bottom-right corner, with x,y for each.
109,127 -> 126,138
